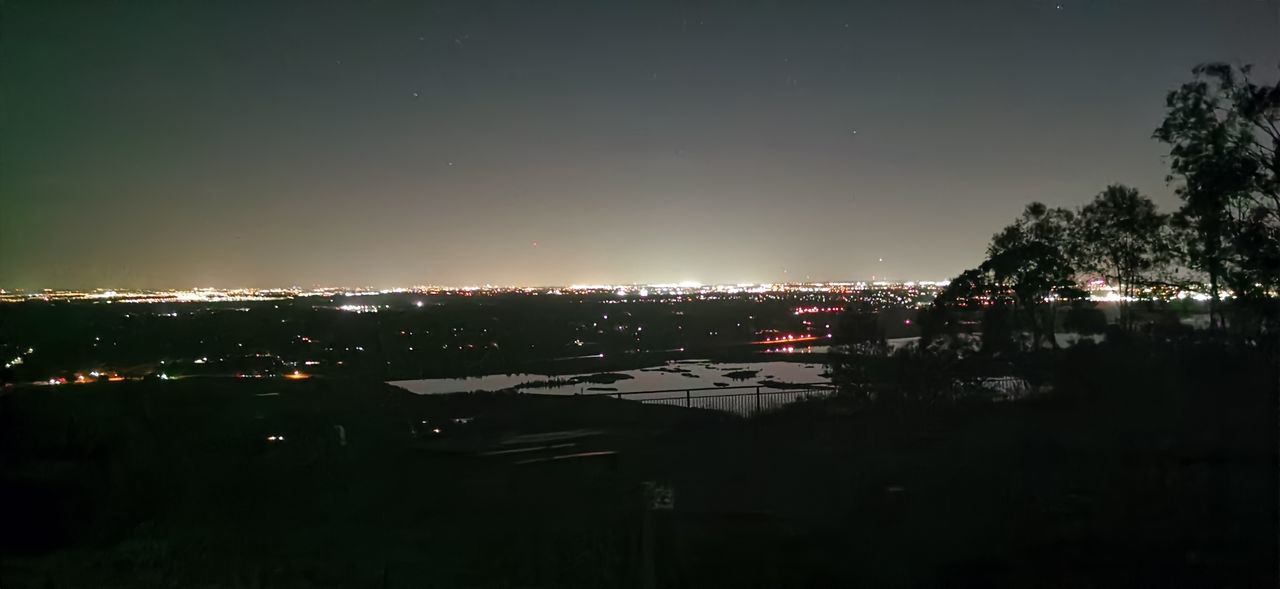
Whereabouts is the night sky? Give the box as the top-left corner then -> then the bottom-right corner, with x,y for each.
2,1 -> 1277,289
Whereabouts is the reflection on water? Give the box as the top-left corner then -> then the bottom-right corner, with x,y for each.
388,358 -> 829,396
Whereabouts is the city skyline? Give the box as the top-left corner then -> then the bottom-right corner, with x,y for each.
0,279 -> 951,299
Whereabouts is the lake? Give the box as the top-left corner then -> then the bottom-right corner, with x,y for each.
387,359 -> 829,396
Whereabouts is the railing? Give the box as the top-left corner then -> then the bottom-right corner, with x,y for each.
581,382 -> 836,416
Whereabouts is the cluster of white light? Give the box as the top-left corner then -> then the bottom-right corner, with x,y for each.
1088,285 -> 1216,302
337,304 -> 380,313
562,281 -> 949,297
2,281 -> 957,304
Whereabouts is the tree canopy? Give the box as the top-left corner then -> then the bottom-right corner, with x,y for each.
1154,63 -> 1280,332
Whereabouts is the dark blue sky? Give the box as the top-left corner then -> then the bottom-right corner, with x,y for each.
2,0 -> 1277,288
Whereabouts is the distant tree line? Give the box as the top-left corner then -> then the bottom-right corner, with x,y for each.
922,63 -> 1279,350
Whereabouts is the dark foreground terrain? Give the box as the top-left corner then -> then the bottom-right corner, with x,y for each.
1,340 -> 1276,588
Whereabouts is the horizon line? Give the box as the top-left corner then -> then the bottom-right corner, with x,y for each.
0,279 -> 954,294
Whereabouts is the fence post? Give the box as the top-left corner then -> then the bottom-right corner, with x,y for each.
685,389 -> 691,408
615,392 -> 621,400
755,386 -> 761,414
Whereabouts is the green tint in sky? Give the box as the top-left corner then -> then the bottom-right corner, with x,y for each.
2,0 -> 1278,288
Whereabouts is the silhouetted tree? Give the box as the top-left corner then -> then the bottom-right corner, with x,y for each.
1155,63 -> 1280,333
1232,204 -> 1280,336
916,303 -> 954,349
922,267 -> 998,351
980,203 -> 1079,349
937,267 -> 995,305
1075,184 -> 1171,330
1217,65 -> 1280,336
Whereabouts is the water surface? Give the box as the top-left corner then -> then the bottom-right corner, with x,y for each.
388,359 -> 828,396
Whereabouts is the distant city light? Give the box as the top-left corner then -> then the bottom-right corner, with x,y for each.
0,281 -> 962,306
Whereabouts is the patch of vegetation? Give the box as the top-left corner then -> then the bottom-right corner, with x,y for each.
512,377 -> 574,389
572,372 -> 634,384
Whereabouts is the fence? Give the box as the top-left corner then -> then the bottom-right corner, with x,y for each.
582,382 -> 836,416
